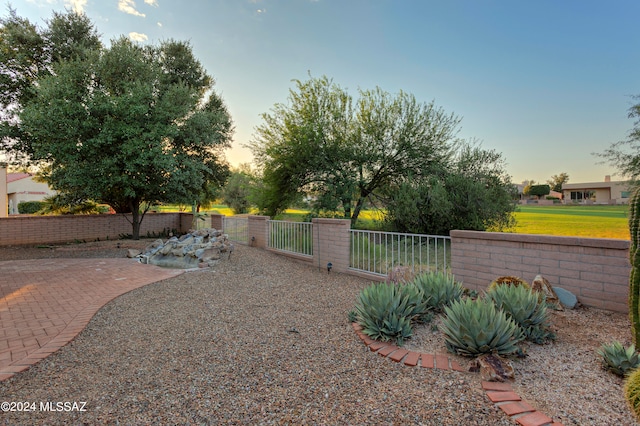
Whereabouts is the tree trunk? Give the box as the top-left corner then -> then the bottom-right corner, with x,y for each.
130,199 -> 141,240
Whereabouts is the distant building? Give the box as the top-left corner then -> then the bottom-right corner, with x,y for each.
0,166 -> 6,217
561,176 -> 631,205
6,172 -> 56,214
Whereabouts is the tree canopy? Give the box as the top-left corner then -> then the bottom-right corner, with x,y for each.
3,10 -> 232,238
250,75 -> 460,226
384,143 -> 516,235
547,173 -> 569,192
597,95 -> 640,184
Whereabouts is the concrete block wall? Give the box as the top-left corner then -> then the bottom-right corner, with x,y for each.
312,218 -> 351,273
0,213 -> 188,246
248,215 -> 269,249
450,230 -> 631,312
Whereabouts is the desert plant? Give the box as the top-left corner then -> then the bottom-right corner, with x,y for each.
630,187 -> 640,345
353,282 -> 430,345
598,341 -> 640,376
412,271 -> 464,311
625,367 -> 640,421
487,276 -> 530,292
486,283 -> 555,344
440,297 -> 524,357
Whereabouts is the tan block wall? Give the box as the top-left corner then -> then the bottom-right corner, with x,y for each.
0,213 -> 190,246
248,215 -> 269,248
450,230 -> 631,312
312,218 -> 351,273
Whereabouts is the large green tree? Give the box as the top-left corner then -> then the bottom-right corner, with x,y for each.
0,8 -> 101,164
17,28 -> 232,238
250,75 -> 460,226
597,95 -> 640,183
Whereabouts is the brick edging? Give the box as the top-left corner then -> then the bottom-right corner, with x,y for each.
351,322 -> 564,426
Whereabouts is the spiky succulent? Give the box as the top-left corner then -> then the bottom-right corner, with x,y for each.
625,367 -> 640,420
412,271 -> 464,311
440,298 -> 524,357
486,283 -> 554,344
598,341 -> 640,376
353,282 -> 430,345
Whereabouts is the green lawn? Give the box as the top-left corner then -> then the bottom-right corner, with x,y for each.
154,203 -> 631,240
513,205 -> 629,240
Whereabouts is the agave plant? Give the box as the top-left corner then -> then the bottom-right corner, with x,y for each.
353,282 -> 430,345
440,298 -> 524,357
486,283 -> 554,344
598,341 -> 640,376
412,271 -> 464,311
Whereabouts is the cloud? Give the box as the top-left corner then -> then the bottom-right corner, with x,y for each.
144,0 -> 158,6
128,32 -> 148,42
118,0 -> 145,17
64,0 -> 87,13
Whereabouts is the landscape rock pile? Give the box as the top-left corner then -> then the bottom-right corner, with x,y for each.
128,228 -> 233,269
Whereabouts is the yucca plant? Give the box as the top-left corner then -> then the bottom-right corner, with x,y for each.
625,367 -> 640,421
486,283 -> 555,344
412,271 -> 464,311
440,298 -> 524,357
598,341 -> 640,376
353,282 -> 430,345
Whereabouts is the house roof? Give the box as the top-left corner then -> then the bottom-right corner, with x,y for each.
7,173 -> 31,183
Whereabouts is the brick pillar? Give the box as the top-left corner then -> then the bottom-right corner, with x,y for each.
248,215 -> 270,248
209,214 -> 224,230
312,218 -> 351,273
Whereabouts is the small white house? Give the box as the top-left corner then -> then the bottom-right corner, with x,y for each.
6,172 -> 56,214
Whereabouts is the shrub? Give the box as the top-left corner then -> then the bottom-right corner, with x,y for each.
598,341 -> 640,376
486,283 -> 555,344
17,201 -> 44,214
440,298 -> 524,357
625,367 -> 640,421
353,281 -> 431,345
412,271 -> 464,311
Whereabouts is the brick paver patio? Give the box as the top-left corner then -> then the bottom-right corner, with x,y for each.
0,258 -> 184,381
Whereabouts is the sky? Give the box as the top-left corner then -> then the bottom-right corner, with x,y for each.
9,0 -> 640,185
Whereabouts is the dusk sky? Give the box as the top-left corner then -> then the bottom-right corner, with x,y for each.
11,0 -> 640,185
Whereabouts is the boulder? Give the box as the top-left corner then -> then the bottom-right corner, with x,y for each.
469,354 -> 515,382
531,274 -> 562,310
136,228 -> 232,269
127,248 -> 142,258
553,286 -> 578,309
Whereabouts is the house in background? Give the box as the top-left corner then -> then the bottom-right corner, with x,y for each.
0,166 -> 6,217
6,172 -> 56,214
561,176 -> 631,205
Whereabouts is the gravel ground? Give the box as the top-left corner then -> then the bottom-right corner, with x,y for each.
0,240 -> 513,425
2,240 -> 638,425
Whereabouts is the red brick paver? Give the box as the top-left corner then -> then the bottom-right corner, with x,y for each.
0,258 -> 183,381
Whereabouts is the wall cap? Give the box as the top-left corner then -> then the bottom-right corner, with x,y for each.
450,230 -> 630,250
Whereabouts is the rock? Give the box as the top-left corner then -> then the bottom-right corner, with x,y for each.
469,354 -> 515,382
553,286 -> 578,309
531,274 -> 562,310
136,228 -> 233,269
127,249 -> 141,258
